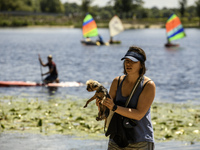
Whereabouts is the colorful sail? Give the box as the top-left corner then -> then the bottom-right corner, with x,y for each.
82,14 -> 98,38
165,14 -> 186,42
109,15 -> 124,37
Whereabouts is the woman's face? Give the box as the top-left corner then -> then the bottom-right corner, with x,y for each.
124,58 -> 141,75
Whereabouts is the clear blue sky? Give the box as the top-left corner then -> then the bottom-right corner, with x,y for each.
61,0 -> 196,9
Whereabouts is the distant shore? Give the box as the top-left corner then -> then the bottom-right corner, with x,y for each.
29,24 -> 164,29
0,23 -> 164,29
1,23 -> 199,29
0,14 -> 199,29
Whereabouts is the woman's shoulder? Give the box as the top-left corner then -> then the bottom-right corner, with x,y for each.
111,75 -> 125,87
143,76 -> 156,88
113,75 -> 126,83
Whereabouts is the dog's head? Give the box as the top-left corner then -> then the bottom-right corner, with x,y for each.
86,79 -> 101,92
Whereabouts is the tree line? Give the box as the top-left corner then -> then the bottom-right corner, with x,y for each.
0,0 -> 200,27
0,0 -> 200,18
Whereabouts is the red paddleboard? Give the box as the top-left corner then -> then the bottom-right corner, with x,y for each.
0,81 -> 83,87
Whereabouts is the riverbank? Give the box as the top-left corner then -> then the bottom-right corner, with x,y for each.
0,96 -> 200,143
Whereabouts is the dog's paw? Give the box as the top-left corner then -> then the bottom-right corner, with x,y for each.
96,117 -> 104,121
83,105 -> 87,108
96,117 -> 100,121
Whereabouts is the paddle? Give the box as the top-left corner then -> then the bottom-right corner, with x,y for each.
38,54 -> 44,84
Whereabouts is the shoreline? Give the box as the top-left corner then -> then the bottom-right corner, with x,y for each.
0,24 -> 199,29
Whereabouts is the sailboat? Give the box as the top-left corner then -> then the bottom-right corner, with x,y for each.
81,13 -> 107,46
108,15 -> 124,44
165,13 -> 186,47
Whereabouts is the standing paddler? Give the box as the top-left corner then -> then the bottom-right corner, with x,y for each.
38,54 -> 59,84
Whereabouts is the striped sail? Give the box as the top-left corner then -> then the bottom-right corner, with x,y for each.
166,14 -> 186,41
82,14 -> 98,38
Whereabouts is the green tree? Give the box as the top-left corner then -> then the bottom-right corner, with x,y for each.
81,0 -> 93,15
113,0 -> 143,18
160,7 -> 173,18
150,6 -> 160,18
135,7 -> 148,18
40,0 -> 64,13
196,0 -> 200,26
64,2 -> 81,17
179,0 -> 187,17
0,0 -> 34,11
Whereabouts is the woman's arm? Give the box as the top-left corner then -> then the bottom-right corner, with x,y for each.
101,76 -> 119,110
103,79 -> 156,121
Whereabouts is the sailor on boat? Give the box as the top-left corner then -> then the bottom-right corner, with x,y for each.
109,37 -> 114,44
85,36 -> 91,42
38,54 -> 59,84
97,34 -> 104,45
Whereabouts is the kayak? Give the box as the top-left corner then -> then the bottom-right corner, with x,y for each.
109,40 -> 121,44
0,81 -> 84,87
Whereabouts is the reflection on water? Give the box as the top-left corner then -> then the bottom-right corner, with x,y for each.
47,87 -> 58,96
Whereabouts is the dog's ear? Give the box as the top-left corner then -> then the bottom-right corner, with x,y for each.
93,83 -> 99,88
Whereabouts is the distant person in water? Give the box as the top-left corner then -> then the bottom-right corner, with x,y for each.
97,34 -> 104,45
38,54 -> 59,84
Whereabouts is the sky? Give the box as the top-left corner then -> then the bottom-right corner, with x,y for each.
61,0 -> 197,9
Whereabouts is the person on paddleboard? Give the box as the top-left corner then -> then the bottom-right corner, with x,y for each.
38,54 -> 59,84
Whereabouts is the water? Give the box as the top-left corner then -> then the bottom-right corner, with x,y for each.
1,133 -> 200,150
0,27 -> 200,104
1,27 -> 200,149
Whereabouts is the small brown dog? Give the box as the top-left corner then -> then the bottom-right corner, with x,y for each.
84,79 -> 110,121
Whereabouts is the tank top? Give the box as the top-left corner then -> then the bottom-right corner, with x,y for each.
47,61 -> 58,76
115,76 -> 154,143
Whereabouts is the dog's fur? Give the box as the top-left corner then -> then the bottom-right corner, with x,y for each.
84,79 -> 110,121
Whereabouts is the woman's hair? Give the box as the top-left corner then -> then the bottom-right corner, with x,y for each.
123,46 -> 147,76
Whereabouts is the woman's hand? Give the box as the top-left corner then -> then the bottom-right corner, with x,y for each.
102,97 -> 115,110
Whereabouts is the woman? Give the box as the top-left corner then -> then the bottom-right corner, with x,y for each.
102,46 -> 156,150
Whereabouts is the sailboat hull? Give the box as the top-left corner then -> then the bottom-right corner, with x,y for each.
165,43 -> 179,47
109,40 -> 121,44
81,40 -> 99,45
81,40 -> 109,46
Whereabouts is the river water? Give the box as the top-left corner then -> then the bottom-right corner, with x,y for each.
0,27 -> 200,149
1,27 -> 200,104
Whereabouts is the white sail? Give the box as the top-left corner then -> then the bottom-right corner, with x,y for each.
109,16 -> 124,37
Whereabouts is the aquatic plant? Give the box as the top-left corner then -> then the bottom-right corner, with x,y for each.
0,96 -> 200,142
